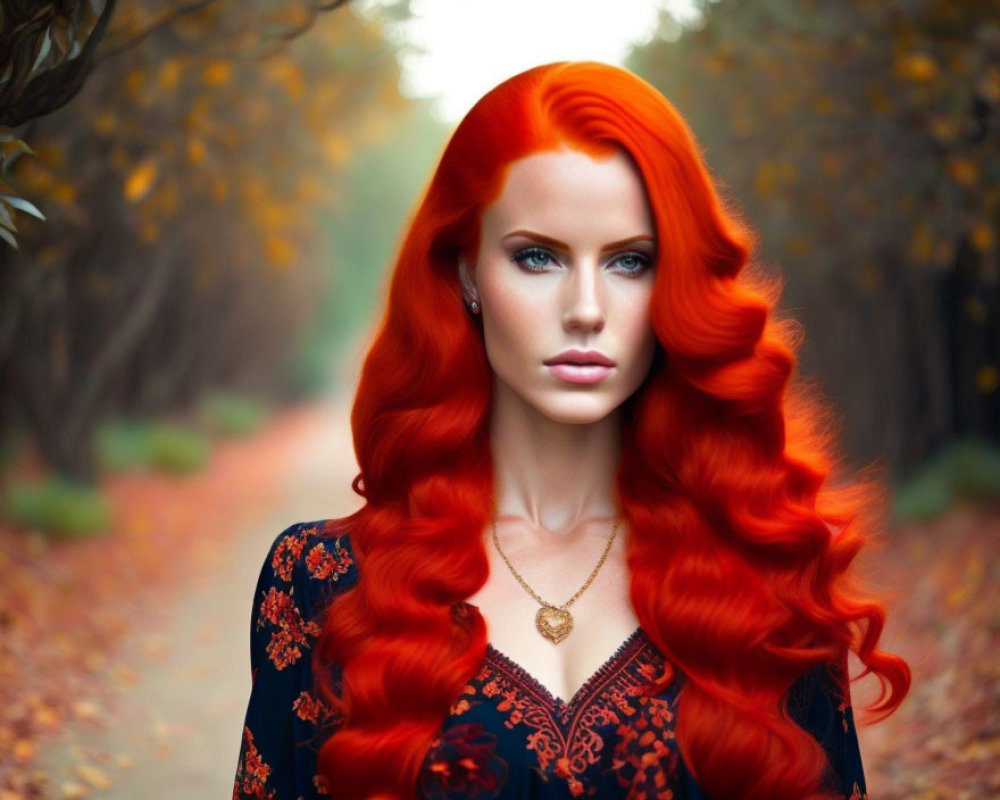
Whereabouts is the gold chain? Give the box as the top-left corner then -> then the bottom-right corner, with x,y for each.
490,517 -> 621,644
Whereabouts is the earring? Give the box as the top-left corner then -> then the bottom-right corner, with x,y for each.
468,299 -> 480,314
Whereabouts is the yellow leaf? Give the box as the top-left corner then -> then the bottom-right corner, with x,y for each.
124,67 -> 147,100
948,53 -> 969,76
202,59 -> 233,87
895,52 -> 937,82
124,159 -> 158,203
140,220 -> 160,243
33,703 -> 61,729
152,179 -> 180,217
276,3 -> 311,28
322,134 -> 351,167
297,175 -> 322,203
13,738 -> 34,762
52,182 -> 78,204
34,142 -> 67,169
819,152 -> 844,178
864,88 -> 893,115
187,138 -> 206,165
908,222 -> 934,263
929,116 -> 958,143
264,234 -> 297,267
945,582 -> 969,610
813,94 -> 835,115
946,157 -> 977,186
93,113 -> 115,135
977,66 -> 1000,102
184,95 -> 211,133
754,162 -> 777,199
974,365 -> 998,395
60,782 -> 89,799
158,58 -> 183,91
75,764 -> 111,791
110,146 -> 127,169
264,58 -> 305,100
971,223 -> 994,252
72,700 -> 100,721
210,177 -> 229,204
15,159 -> 54,192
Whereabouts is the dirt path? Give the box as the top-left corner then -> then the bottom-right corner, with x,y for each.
34,388 -> 361,799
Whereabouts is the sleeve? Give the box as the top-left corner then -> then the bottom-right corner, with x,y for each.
786,653 -> 868,800
232,522 -> 353,800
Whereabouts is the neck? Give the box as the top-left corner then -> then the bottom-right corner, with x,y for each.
489,379 -> 622,537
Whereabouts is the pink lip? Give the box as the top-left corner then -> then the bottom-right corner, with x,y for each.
547,364 -> 614,384
543,349 -> 616,367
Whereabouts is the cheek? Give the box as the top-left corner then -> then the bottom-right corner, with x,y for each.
624,305 -> 657,374
482,273 -> 544,341
481,286 -> 546,367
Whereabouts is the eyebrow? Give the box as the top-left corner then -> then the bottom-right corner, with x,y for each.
501,229 -> 656,253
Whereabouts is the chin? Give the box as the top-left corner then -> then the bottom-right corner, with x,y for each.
535,396 -> 622,426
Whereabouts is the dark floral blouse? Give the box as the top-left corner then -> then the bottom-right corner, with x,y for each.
233,520 -> 869,800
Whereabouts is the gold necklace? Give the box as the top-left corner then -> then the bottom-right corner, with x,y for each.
491,517 -> 621,644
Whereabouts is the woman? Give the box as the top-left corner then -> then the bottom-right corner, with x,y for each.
233,60 -> 909,800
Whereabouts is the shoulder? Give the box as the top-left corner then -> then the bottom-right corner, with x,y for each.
259,519 -> 359,595
250,520 -> 359,671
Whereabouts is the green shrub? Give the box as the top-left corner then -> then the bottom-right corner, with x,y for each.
95,419 -> 153,472
146,423 -> 210,474
197,391 -> 269,437
939,438 -> 1000,502
1,476 -> 112,539
893,437 -> 1000,523
892,462 -> 954,523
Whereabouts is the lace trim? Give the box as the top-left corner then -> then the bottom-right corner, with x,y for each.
483,626 -> 649,712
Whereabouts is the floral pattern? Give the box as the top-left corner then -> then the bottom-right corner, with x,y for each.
233,726 -> 275,800
233,521 -> 869,799
421,722 -> 509,800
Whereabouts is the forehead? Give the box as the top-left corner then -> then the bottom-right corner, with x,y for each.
481,146 -> 655,236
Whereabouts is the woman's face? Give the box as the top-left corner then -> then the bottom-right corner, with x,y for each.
460,145 -> 658,426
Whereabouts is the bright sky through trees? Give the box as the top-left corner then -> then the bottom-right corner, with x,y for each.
356,0 -> 702,122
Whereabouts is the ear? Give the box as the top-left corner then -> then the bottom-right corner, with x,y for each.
458,256 -> 479,302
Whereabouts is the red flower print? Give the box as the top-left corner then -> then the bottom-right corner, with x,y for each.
420,722 -> 508,800
257,587 -> 322,670
233,726 -> 275,800
271,533 -> 308,583
305,540 -> 353,581
293,689 -> 335,724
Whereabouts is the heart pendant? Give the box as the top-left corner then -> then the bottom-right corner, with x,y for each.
535,606 -> 573,644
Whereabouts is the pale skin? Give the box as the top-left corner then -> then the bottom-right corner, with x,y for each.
458,145 -> 659,703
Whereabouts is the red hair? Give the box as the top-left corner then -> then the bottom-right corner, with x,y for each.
310,60 -> 909,799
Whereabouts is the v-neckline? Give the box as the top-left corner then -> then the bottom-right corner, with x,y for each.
483,625 -> 647,711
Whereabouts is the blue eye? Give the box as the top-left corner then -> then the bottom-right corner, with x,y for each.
510,247 -> 653,276
512,247 -> 554,272
612,252 -> 652,275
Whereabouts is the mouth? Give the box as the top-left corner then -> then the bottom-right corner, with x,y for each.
545,362 -> 614,384
543,351 -> 616,368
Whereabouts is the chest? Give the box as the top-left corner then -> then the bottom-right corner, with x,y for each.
463,535 -> 640,706
417,625 -> 689,800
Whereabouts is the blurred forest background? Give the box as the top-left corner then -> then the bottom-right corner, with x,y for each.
0,0 -> 996,798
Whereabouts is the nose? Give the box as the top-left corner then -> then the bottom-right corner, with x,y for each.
562,260 -> 605,333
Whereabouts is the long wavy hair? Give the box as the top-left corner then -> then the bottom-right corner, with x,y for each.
309,60 -> 909,799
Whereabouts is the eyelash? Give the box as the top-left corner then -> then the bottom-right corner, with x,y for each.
511,246 -> 652,276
